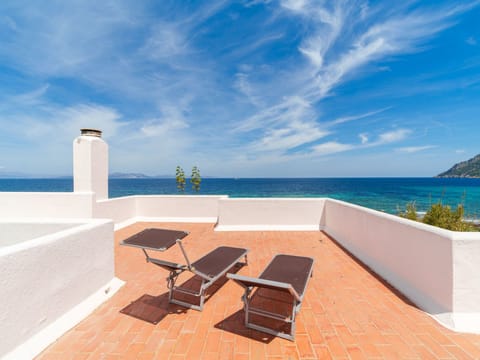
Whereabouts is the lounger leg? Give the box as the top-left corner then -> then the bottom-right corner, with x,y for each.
167,271 -> 179,302
242,290 -> 298,341
198,279 -> 208,311
290,300 -> 297,340
242,288 -> 252,327
169,278 -> 209,311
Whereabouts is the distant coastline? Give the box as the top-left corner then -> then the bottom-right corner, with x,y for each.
436,154 -> 480,178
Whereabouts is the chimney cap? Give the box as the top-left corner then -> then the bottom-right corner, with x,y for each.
80,128 -> 102,137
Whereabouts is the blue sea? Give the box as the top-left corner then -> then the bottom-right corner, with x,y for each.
1,177 -> 480,218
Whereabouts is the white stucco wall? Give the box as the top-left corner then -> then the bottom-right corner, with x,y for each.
450,232 -> 480,332
0,192 -> 95,218
0,219 -> 121,359
135,195 -> 227,223
323,198 -> 480,332
95,196 -> 137,228
1,186 -> 479,335
215,198 -> 326,231
0,221 -> 78,247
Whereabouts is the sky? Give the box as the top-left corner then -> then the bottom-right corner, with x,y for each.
0,0 -> 479,178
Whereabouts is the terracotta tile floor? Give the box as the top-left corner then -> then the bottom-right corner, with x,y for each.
37,222 -> 480,359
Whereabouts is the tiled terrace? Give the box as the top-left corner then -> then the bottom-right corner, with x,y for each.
37,223 -> 480,359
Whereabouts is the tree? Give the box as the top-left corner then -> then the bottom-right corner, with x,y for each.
191,166 -> 201,192
175,166 -> 185,193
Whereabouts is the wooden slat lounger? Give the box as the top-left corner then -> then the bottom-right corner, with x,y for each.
121,228 -> 249,311
227,254 -> 314,341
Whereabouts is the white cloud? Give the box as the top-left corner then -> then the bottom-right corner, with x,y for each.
312,141 -> 353,155
234,73 -> 263,107
466,36 -> 477,46
396,145 -> 436,153
235,0 -> 469,163
0,15 -> 17,31
309,128 -> 411,157
22,104 -> 124,142
278,1 -> 475,105
139,106 -> 189,137
326,108 -> 391,126
250,121 -> 329,152
359,133 -> 369,144
141,23 -> 190,60
236,95 -> 331,154
0,1 -> 478,176
243,0 -> 273,7
280,0 -> 309,13
236,95 -> 314,132
376,129 -> 411,144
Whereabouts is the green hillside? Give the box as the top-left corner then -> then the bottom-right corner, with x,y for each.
437,154 -> 480,178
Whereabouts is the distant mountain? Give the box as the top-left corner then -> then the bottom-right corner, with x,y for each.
109,172 -> 152,179
0,171 -> 34,178
436,154 -> 480,178
109,172 -> 174,179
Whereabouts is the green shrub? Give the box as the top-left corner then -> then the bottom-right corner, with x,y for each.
422,203 -> 476,231
398,201 -> 418,221
399,201 -> 477,232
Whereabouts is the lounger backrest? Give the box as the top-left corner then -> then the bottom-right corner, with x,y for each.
122,228 -> 189,251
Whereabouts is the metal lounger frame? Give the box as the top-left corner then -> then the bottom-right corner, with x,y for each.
227,254 -> 314,341
144,240 -> 249,311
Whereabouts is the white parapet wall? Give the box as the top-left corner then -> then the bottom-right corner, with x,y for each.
92,195 -> 227,230
95,196 -> 138,229
2,185 -> 479,335
0,219 -> 123,359
215,198 -> 326,231
450,231 -> 480,332
323,198 -> 480,333
0,192 -> 95,218
135,195 -> 228,223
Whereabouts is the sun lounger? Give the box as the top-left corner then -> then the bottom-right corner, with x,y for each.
121,228 -> 249,311
227,254 -> 314,341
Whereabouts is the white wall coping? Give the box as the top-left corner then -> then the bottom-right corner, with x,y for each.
325,198 -> 456,238
214,224 -> 321,232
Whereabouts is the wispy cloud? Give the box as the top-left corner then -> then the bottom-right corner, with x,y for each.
466,36 -> 477,45
310,128 -> 412,157
325,108 -> 391,127
233,0 -> 475,162
396,145 -> 437,153
375,129 -> 411,145
0,0 -> 478,176
312,141 -> 354,156
359,133 -> 369,144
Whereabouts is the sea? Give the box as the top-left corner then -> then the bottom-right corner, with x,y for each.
1,177 -> 480,218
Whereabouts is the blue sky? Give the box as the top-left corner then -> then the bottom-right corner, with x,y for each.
0,0 -> 479,177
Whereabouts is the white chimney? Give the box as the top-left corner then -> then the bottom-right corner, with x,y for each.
73,129 -> 108,200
